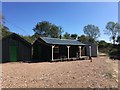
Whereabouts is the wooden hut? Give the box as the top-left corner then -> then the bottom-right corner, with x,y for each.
2,33 -> 32,62
86,44 -> 98,57
33,37 -> 89,62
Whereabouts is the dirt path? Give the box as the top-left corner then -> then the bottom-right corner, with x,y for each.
1,57 -> 118,88
105,57 -> 119,83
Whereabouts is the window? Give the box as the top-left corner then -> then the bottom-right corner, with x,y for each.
54,46 -> 59,53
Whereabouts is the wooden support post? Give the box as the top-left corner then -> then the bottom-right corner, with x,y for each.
89,46 -> 92,62
89,46 -> 91,57
52,45 -> 55,61
67,46 -> 70,59
97,45 -> 98,56
31,47 -> 33,56
79,46 -> 81,58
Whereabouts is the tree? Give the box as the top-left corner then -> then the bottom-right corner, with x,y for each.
98,40 -> 107,48
83,24 -> 100,41
0,15 -> 11,38
0,14 -> 4,25
70,34 -> 78,40
98,40 -> 112,54
33,21 -> 63,38
21,35 -> 36,43
0,15 -> 3,32
2,26 -> 11,38
63,32 -> 71,39
78,35 -> 89,43
78,34 -> 96,44
49,25 -> 63,38
116,36 -> 120,44
105,22 -> 120,44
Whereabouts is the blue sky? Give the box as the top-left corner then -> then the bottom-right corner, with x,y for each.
2,2 -> 118,42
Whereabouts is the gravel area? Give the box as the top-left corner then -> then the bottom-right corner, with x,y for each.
1,56 -> 118,88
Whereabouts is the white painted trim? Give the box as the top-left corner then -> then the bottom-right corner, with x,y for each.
89,46 -> 91,57
67,46 -> 70,59
52,45 -> 55,61
79,46 -> 81,58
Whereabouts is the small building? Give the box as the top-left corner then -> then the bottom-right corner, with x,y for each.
33,37 -> 91,62
86,44 -> 98,57
2,33 -> 32,62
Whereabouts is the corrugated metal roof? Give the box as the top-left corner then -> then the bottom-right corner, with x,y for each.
40,37 -> 86,45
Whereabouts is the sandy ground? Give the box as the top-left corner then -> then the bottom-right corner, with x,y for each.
1,56 -> 119,88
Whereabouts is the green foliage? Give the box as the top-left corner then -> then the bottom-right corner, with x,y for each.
78,35 -> 97,44
63,32 -> 71,39
109,50 -> 119,56
63,33 -> 78,40
0,14 -> 4,24
98,40 -> 119,55
116,36 -> 120,44
78,35 -> 89,43
83,24 -> 100,40
1,21 -> 35,43
98,40 -> 107,48
118,44 -> 120,52
33,21 -> 63,38
70,34 -> 78,40
1,15 -> 11,38
22,35 -> 36,43
98,40 -> 112,54
2,25 -> 11,38
105,22 -> 120,44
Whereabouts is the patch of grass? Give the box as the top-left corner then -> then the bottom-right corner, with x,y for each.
104,72 -> 113,79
